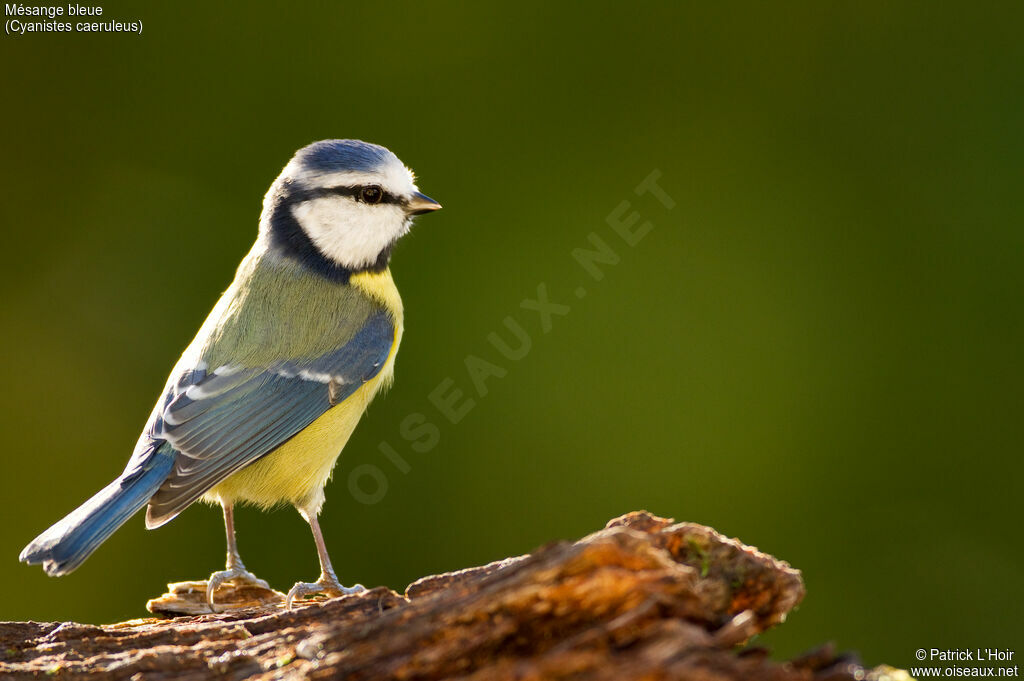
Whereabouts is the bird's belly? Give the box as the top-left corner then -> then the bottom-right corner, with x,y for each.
203,372 -> 385,513
202,268 -> 403,515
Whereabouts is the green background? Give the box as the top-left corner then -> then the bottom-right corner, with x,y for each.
2,1 -> 1021,668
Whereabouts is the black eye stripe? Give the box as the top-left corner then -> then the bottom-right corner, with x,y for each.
289,184 -> 404,206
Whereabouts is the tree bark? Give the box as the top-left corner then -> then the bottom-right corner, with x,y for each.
0,512 -> 910,680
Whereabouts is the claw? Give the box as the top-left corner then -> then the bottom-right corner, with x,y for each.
286,575 -> 365,609
206,567 -> 271,613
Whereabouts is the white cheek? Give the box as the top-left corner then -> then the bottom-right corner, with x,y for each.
293,198 -> 408,270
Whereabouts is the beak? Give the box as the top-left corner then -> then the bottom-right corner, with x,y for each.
406,191 -> 442,216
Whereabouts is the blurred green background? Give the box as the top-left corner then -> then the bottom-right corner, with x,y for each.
2,1 -> 1021,668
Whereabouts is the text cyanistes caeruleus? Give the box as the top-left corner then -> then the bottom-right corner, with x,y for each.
19,140 -> 441,609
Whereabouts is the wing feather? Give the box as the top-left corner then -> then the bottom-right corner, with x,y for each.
146,308 -> 394,525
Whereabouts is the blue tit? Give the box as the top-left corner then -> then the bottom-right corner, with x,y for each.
19,139 -> 441,609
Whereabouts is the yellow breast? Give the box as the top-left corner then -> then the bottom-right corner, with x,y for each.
204,268 -> 403,514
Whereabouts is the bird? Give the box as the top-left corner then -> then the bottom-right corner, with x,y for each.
19,139 -> 441,610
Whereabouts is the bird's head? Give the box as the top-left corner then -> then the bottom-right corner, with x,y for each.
260,139 -> 441,278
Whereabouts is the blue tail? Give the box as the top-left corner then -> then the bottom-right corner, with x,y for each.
19,446 -> 176,576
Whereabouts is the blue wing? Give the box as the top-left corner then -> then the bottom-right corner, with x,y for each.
145,309 -> 395,526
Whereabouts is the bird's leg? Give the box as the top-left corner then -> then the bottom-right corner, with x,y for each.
286,512 -> 365,608
206,503 -> 271,612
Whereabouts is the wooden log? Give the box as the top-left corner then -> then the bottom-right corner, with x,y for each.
0,511 -> 911,680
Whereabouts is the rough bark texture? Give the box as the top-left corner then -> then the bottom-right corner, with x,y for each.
0,512 -> 911,680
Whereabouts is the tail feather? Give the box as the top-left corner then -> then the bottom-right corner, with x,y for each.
19,447 -> 175,576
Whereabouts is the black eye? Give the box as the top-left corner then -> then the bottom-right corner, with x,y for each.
360,185 -> 383,204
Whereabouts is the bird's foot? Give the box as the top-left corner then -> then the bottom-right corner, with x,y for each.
286,573 -> 365,609
206,566 -> 272,613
